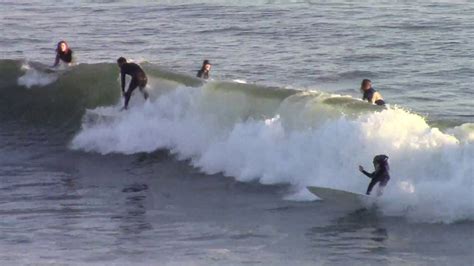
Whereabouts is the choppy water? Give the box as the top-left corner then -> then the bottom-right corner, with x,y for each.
1,1 -> 473,265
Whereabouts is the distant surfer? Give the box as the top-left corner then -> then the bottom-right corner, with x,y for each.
360,79 -> 385,106
53,40 -> 73,67
359,154 -> 390,196
196,60 -> 211,79
117,57 -> 149,110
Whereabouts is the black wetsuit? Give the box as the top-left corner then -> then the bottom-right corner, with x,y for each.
361,163 -> 390,195
363,88 -> 385,106
196,69 -> 209,79
120,63 -> 148,109
54,50 -> 73,66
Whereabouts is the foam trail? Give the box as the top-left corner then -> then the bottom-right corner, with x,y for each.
71,85 -> 474,223
17,62 -> 59,88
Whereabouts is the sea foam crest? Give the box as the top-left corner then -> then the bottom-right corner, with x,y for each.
71,85 -> 474,223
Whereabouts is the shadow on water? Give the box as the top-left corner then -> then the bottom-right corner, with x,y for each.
135,149 -> 171,164
113,183 -> 152,236
306,208 -> 390,264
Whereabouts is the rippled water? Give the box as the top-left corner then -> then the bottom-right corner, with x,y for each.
2,0 -> 473,122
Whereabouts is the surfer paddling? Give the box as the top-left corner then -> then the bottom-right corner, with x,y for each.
196,59 -> 211,80
117,57 -> 149,110
360,79 -> 385,106
53,40 -> 73,67
359,154 -> 390,196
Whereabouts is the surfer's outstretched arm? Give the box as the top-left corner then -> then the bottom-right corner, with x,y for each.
359,165 -> 374,178
362,170 -> 375,178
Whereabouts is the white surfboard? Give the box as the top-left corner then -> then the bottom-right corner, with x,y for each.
307,186 -> 375,207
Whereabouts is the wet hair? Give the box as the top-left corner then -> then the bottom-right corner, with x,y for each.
56,40 -> 69,53
117,57 -> 127,64
200,59 -> 211,72
360,79 -> 372,92
201,59 -> 211,69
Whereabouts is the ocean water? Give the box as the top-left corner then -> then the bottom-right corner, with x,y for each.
0,0 -> 473,265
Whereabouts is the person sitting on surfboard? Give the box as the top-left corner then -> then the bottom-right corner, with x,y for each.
117,57 -> 149,110
196,60 -> 211,79
359,154 -> 390,196
53,40 -> 73,67
360,79 -> 385,106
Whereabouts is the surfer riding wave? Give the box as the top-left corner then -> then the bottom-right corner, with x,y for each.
359,154 -> 390,196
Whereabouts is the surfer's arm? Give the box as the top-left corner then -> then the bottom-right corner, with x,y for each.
120,71 -> 126,93
362,170 -> 374,178
359,165 -> 374,178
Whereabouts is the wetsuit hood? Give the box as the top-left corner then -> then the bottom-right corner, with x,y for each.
373,154 -> 388,164
373,154 -> 389,170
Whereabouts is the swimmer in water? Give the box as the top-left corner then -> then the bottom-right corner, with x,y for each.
53,40 -> 73,67
196,59 -> 211,80
360,79 -> 385,106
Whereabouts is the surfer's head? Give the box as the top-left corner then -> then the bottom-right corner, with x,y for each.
56,40 -> 69,53
117,57 -> 127,67
201,60 -> 211,72
360,79 -> 372,92
373,154 -> 389,169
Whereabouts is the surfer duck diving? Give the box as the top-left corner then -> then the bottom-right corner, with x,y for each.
359,154 -> 390,196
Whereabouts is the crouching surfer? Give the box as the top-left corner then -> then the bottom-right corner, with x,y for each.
117,57 -> 149,110
359,154 -> 390,196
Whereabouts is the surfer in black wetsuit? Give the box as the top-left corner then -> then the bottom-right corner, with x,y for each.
117,57 -> 149,110
359,154 -> 390,196
196,60 -> 211,79
53,40 -> 73,67
360,79 -> 385,106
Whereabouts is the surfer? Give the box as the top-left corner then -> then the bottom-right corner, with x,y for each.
359,154 -> 390,196
117,57 -> 149,110
360,79 -> 385,106
53,40 -> 73,67
196,60 -> 211,79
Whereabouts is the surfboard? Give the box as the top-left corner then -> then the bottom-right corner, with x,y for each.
307,186 -> 374,207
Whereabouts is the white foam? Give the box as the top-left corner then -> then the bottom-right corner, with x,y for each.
447,123 -> 474,144
71,85 -> 474,223
232,79 -> 248,84
17,62 -> 58,88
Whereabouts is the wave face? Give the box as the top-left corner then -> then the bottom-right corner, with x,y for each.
0,59 -> 202,127
70,78 -> 474,223
1,59 -> 472,223
0,60 -> 120,127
